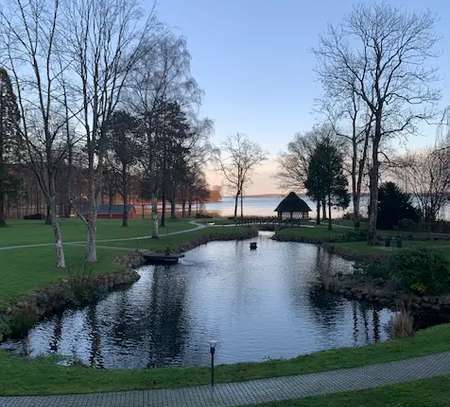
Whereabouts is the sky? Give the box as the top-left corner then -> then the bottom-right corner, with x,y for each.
153,0 -> 450,195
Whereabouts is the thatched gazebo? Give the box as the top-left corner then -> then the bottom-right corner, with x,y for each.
275,192 -> 311,220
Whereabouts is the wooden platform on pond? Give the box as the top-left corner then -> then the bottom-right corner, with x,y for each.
140,251 -> 184,265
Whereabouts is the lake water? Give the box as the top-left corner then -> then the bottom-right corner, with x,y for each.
5,233 -> 394,368
204,195 -> 450,220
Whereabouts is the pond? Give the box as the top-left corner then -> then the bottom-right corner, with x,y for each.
5,232 -> 394,368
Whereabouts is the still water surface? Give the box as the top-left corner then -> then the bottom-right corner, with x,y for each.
7,233 -> 394,368
205,195 -> 450,220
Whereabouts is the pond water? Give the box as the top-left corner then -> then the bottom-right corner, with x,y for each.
5,233 -> 394,369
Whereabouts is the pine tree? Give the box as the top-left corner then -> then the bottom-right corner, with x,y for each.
0,68 -> 20,226
305,137 -> 350,230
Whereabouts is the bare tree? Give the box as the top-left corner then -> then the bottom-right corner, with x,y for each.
0,0 -> 71,268
395,147 -> 450,222
65,0 -> 156,261
321,92 -> 373,229
215,133 -> 266,219
315,2 -> 440,243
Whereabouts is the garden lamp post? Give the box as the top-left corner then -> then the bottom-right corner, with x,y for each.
209,340 -> 217,387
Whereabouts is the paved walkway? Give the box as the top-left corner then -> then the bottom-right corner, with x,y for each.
0,221 -> 206,252
2,352 -> 450,406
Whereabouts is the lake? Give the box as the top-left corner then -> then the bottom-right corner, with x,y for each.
5,232 -> 394,368
204,195 -> 450,220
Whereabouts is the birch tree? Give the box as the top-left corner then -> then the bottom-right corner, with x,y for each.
128,33 -> 200,237
65,0 -> 156,261
0,0 -> 70,268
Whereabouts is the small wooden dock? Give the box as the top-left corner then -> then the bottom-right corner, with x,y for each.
141,251 -> 184,265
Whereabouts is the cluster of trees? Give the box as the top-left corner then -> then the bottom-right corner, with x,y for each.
278,126 -> 350,230
0,0 -> 211,268
280,2 -> 448,242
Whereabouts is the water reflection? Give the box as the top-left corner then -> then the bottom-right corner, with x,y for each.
6,233 -> 394,368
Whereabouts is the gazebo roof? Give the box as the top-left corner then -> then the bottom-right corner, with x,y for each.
274,192 -> 311,213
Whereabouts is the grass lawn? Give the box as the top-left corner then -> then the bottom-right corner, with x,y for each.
331,240 -> 450,262
0,217 -> 195,247
2,322 -> 450,395
275,225 -> 349,243
273,222 -> 450,262
251,375 -> 450,406
0,220 -> 256,305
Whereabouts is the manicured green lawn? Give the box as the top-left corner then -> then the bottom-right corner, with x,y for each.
274,223 -> 450,262
0,222 -> 255,305
275,225 -> 349,243
331,240 -> 450,262
0,218 -> 194,247
2,322 -> 450,396
252,375 -> 450,406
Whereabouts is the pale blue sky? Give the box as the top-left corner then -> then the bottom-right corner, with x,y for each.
154,0 -> 450,193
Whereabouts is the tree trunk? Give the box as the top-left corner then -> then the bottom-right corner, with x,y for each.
188,200 -> 192,217
45,205 -> 51,225
170,197 -> 176,218
161,190 -> 166,227
86,170 -> 97,262
368,116 -> 381,245
182,201 -> 186,217
0,189 -> 5,227
240,192 -> 244,219
353,194 -> 361,229
322,199 -> 327,220
108,193 -> 113,218
316,200 -> 321,225
151,194 -> 159,239
0,116 -> 5,227
328,194 -> 332,230
122,165 -> 128,227
233,191 -> 239,219
48,178 -> 66,269
122,196 -> 128,227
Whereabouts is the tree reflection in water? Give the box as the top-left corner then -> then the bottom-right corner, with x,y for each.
6,234 -> 397,368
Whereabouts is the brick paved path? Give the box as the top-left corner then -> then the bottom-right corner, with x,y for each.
2,352 -> 450,407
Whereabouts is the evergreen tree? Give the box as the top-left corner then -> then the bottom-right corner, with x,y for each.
305,137 -> 350,230
105,111 -> 141,227
377,182 -> 421,230
0,68 -> 20,226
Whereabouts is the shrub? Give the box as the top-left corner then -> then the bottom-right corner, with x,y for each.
398,218 -> 416,231
389,249 -> 450,295
358,261 -> 390,280
342,230 -> 367,242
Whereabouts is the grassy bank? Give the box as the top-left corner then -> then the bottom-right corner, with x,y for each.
273,224 -> 450,262
0,218 -> 194,247
251,375 -> 450,406
0,220 -> 255,306
274,225 -> 350,243
2,323 -> 450,395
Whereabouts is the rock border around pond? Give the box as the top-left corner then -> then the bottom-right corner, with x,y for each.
273,231 -> 450,313
0,252 -> 144,341
320,272 -> 450,313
